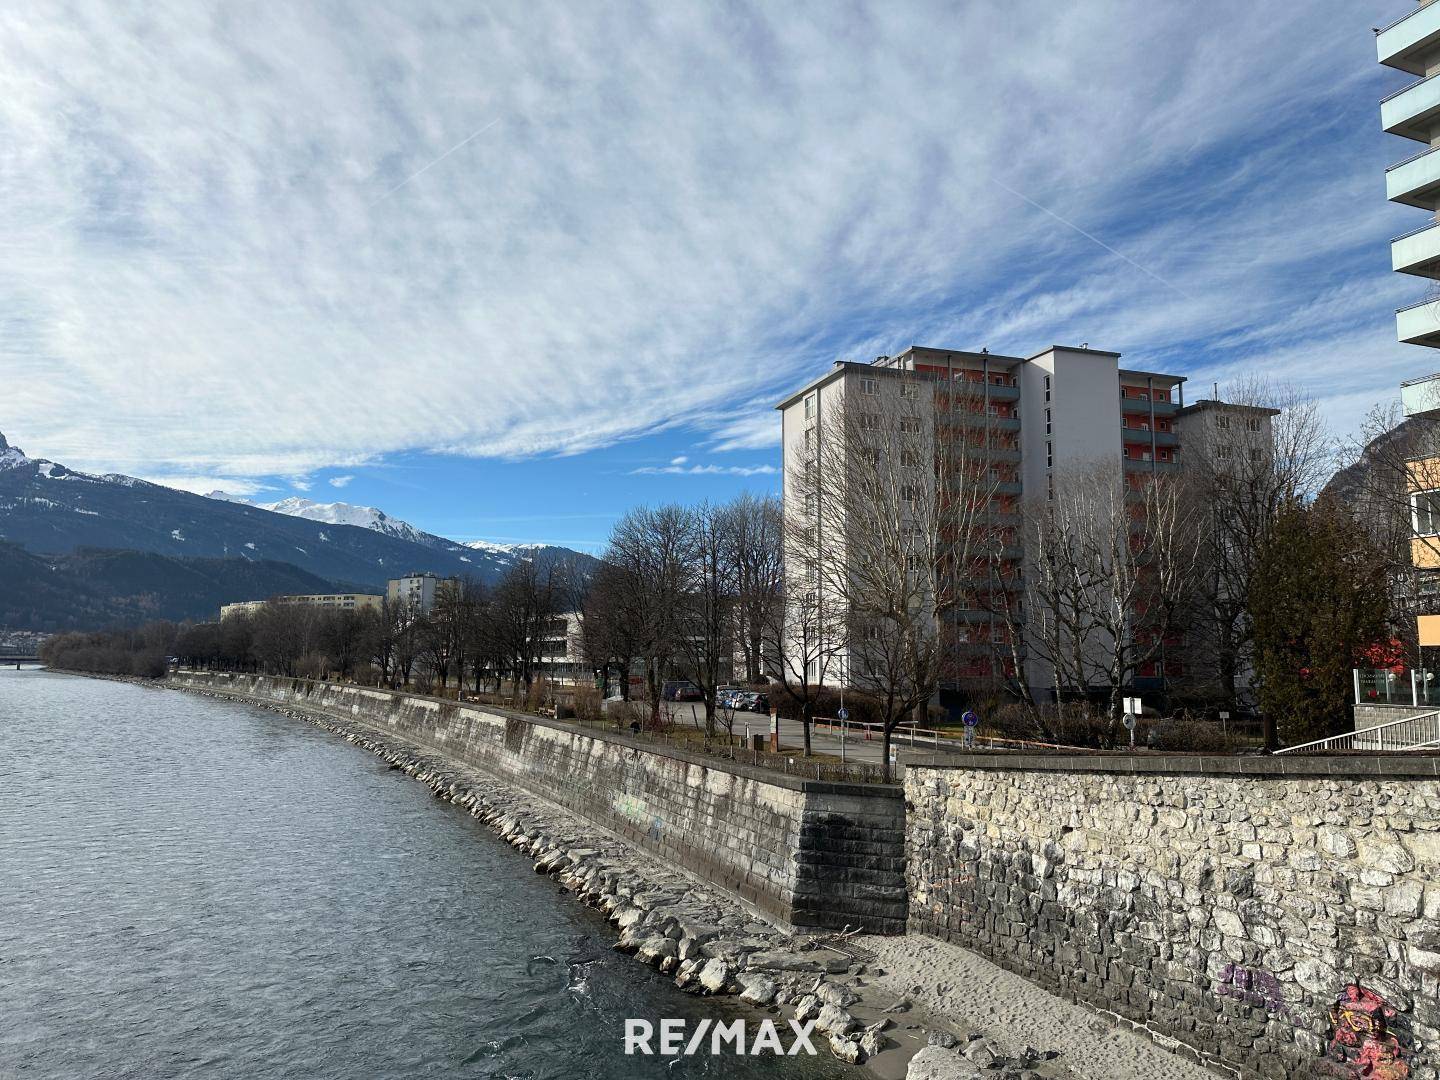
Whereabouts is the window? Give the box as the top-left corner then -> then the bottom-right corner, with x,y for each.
859,412 -> 880,431
1044,408 -> 1051,436
901,484 -> 921,503
1215,414 -> 1231,430
899,381 -> 919,400
1046,441 -> 1053,468
859,378 -> 879,396
804,394 -> 816,420
899,417 -> 921,434
803,428 -> 813,455
1043,375 -> 1051,402
862,447 -> 882,467
1245,417 -> 1261,432
1414,491 -> 1440,536
901,448 -> 921,470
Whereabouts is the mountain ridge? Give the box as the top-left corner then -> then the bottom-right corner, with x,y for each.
0,431 -> 592,591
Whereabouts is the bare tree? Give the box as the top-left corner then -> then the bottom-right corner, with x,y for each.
728,493 -> 783,685
579,560 -> 642,699
605,505 -> 688,726
1183,378 -> 1332,709
804,368 -> 1003,779
761,497 -> 846,756
671,501 -> 736,738
1024,463 -> 1205,729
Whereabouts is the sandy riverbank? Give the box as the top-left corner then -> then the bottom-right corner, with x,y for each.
847,933 -> 1221,1080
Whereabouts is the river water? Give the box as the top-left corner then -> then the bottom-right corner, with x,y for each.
0,669 -> 850,1080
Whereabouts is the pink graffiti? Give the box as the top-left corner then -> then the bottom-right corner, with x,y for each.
1327,983 -> 1409,1080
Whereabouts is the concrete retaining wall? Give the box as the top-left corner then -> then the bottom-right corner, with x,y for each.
906,753 -> 1440,1079
169,670 -> 906,933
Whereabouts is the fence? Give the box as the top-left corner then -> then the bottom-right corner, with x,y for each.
1277,708 -> 1440,754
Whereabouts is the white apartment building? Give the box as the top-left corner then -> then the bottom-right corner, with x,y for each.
1381,2 -> 1440,366
387,573 -> 441,614
776,344 -> 1191,699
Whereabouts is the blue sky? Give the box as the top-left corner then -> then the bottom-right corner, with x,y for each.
0,0 -> 1422,551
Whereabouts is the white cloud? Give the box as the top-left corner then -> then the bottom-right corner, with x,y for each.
669,456 -> 688,466
0,0 -> 1406,481
289,477 -> 313,492
328,474 -> 354,488
632,462 -> 777,477
139,475 -> 272,498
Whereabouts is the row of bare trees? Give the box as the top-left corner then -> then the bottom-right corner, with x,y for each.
170,554 -> 587,697
579,495 -> 784,738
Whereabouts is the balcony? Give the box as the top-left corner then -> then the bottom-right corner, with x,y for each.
992,480 -> 1023,496
1394,221 -> 1440,277
982,446 -> 1021,463
1383,71 -> 1440,142
1387,145 -> 1440,209
1121,396 -> 1178,417
1397,295 -> 1440,347
1378,1 -> 1440,75
983,384 -> 1020,402
1122,428 -> 1179,448
1123,457 -> 1181,474
1402,371 -> 1440,414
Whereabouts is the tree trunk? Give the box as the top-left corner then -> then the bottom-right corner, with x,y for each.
801,701 -> 813,757
881,727 -> 893,783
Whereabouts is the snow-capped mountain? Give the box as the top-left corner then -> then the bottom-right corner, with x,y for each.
0,431 -> 31,471
255,497 -> 432,546
462,539 -> 544,563
0,429 -> 593,592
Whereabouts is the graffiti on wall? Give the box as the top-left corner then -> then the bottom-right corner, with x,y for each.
612,794 -> 663,840
1214,964 -> 1295,1021
1326,982 -> 1410,1080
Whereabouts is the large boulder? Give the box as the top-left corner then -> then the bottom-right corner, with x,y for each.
736,972 -> 778,1006
907,1046 -> 984,1080
815,1003 -> 856,1037
698,958 -> 731,994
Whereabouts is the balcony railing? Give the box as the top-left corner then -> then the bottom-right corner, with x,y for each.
1387,144 -> 1440,209
1382,69 -> 1440,141
1379,0 -> 1440,75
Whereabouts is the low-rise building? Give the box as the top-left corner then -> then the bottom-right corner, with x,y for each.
218,600 -> 268,620
219,594 -> 382,620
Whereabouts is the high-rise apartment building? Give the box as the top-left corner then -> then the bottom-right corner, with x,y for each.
387,573 -> 441,614
1380,4 -> 1440,654
776,344 -> 1193,699
1381,3 -> 1440,366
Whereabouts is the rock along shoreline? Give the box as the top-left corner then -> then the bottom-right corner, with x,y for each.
170,683 -> 933,1072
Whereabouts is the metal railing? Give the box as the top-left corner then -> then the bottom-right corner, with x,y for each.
1276,710 -> 1440,755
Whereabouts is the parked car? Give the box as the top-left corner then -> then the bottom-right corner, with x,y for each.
662,680 -> 702,702
738,692 -> 770,713
717,687 -> 744,710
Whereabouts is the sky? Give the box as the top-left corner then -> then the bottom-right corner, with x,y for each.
0,0 -> 1422,551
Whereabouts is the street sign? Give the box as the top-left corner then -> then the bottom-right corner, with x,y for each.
1218,711 -> 1230,720
1123,696 -> 1143,717
837,706 -> 849,721
1122,712 -> 1136,731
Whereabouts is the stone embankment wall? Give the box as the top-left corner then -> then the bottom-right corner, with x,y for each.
906,753 -> 1440,1079
169,671 -> 906,933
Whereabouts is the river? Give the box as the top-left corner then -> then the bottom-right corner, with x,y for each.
0,669 -> 851,1080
